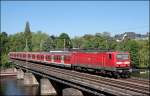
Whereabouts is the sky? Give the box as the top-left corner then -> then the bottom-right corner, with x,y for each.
1,1 -> 149,37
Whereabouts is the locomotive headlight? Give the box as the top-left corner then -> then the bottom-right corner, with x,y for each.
124,61 -> 130,64
116,62 -> 122,64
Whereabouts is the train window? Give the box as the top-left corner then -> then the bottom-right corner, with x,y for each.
41,55 -> 44,59
23,54 -> 26,57
54,56 -> 60,60
48,56 -> 51,60
37,55 -> 40,59
32,55 -> 35,59
109,54 -> 112,59
46,56 -> 50,60
46,56 -> 48,60
56,56 -> 58,60
46,56 -> 49,60
58,56 -> 60,60
54,56 -> 57,60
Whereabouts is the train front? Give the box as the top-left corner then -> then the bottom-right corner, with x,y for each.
115,52 -> 131,78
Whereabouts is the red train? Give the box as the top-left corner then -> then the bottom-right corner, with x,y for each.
9,50 -> 131,78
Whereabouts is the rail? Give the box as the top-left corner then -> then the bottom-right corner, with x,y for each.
12,59 -> 150,96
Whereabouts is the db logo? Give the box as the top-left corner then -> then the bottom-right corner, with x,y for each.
88,58 -> 91,61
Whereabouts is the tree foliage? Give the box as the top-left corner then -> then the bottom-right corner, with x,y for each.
0,32 -> 9,67
31,31 -> 49,51
57,33 -> 72,49
43,36 -> 55,51
0,30 -> 149,69
24,22 -> 32,51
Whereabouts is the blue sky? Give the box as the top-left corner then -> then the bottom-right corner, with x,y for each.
1,1 -> 149,37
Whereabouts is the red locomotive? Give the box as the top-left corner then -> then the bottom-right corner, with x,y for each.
9,50 -> 131,78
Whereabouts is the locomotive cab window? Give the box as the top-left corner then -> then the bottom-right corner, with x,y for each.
117,54 -> 129,60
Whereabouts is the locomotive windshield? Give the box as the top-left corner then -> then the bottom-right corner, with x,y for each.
117,54 -> 129,60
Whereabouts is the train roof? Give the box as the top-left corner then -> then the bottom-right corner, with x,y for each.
9,49 -> 129,54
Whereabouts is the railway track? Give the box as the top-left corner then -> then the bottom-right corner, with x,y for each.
121,78 -> 149,85
36,64 -> 150,95
14,60 -> 150,96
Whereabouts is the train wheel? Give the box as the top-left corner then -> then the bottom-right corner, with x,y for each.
126,73 -> 131,78
113,72 -> 120,79
107,72 -> 113,78
125,74 -> 129,78
120,74 -> 125,78
115,74 -> 120,79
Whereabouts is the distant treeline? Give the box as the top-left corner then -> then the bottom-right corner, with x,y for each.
0,31 -> 149,68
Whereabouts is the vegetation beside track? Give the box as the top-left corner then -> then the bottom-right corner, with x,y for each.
1,22 -> 149,69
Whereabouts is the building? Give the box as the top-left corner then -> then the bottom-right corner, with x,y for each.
114,32 -> 149,40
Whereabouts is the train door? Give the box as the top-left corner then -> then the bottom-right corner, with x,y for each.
103,53 -> 106,68
61,55 -> 64,64
51,55 -> 54,63
106,53 -> 114,68
74,52 -> 79,65
107,53 -> 112,67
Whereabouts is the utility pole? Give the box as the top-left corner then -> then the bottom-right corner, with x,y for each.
25,39 -> 29,72
64,39 -> 65,51
106,39 -> 108,49
40,40 -> 43,52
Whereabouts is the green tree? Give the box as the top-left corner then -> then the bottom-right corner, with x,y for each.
123,40 -> 139,68
101,32 -> 111,39
0,32 -> 9,67
72,36 -> 83,48
31,31 -> 49,51
81,34 -> 94,48
24,21 -> 32,51
57,33 -> 72,49
43,36 -> 56,51
137,40 -> 149,68
94,33 -> 108,49
0,32 -> 9,53
9,32 -> 25,52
